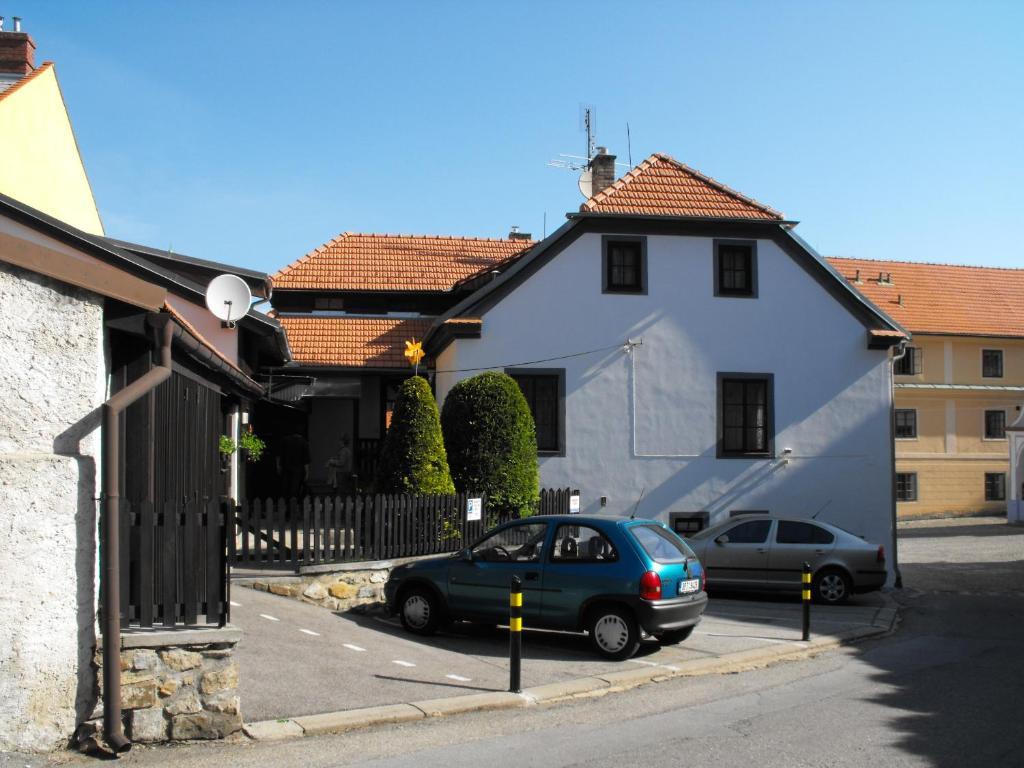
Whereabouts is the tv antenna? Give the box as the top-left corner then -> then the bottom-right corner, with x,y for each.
548,105 -> 630,199
205,274 -> 252,329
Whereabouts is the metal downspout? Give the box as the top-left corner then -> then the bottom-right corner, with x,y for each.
101,316 -> 174,753
889,340 -> 908,589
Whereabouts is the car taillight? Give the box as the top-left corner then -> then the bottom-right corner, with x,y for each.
700,568 -> 706,592
876,545 -> 886,564
640,570 -> 662,600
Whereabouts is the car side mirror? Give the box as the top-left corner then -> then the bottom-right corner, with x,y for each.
715,535 -> 729,545
460,548 -> 473,562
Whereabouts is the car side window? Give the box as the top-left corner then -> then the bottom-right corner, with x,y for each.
776,521 -> 835,545
552,525 -> 617,563
472,523 -> 547,563
725,520 -> 771,544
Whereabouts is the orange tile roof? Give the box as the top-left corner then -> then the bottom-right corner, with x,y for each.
278,315 -> 434,367
827,257 -> 1024,338
0,61 -> 53,105
581,153 -> 783,220
272,233 -> 535,292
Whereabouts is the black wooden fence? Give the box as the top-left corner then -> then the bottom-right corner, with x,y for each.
117,499 -> 229,629
229,488 -> 580,569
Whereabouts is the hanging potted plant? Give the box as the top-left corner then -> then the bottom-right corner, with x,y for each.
239,426 -> 266,462
218,435 -> 237,471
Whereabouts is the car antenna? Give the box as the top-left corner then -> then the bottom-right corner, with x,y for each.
630,487 -> 646,520
811,499 -> 832,520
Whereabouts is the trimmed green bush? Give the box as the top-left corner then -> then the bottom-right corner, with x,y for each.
441,371 -> 540,517
374,376 -> 455,495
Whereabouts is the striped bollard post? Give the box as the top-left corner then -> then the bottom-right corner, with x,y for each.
802,562 -> 812,641
509,575 -> 522,693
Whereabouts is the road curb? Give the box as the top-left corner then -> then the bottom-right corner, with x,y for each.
244,617 -> 897,742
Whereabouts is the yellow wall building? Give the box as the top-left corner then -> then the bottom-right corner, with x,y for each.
829,258 -> 1024,519
0,29 -> 104,235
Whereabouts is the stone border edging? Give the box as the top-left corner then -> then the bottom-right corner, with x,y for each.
242,613 -> 898,742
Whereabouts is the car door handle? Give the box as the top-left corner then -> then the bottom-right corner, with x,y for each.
814,549 -> 825,555
757,548 -> 768,554
524,572 -> 540,581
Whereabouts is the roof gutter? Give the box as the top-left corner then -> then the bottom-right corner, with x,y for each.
100,315 -> 174,754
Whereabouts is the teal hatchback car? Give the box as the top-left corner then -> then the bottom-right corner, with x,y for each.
384,515 -> 708,660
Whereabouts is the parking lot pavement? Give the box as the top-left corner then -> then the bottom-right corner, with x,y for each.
231,586 -> 895,723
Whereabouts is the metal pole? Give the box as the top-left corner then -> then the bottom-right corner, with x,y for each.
509,575 -> 522,693
802,562 -> 812,641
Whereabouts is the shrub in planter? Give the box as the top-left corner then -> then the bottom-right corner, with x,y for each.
441,371 -> 539,518
374,375 -> 455,495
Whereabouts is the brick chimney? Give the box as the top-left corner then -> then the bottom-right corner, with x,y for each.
590,146 -> 617,195
0,17 -> 36,76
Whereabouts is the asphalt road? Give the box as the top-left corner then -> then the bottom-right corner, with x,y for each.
3,517 -> 1020,768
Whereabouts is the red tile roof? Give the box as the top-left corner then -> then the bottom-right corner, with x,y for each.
581,153 -> 783,220
827,257 -> 1024,338
278,315 -> 434,367
272,233 -> 535,292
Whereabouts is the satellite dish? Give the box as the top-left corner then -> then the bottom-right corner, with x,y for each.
578,168 -> 593,199
205,274 -> 252,328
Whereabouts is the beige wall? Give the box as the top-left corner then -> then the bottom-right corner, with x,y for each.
895,334 -> 1023,517
0,65 -> 104,235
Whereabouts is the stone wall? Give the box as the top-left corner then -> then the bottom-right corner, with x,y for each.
94,630 -> 242,743
238,561 -> 397,613
0,262 -> 105,752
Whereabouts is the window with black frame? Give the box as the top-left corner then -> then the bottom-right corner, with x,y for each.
715,241 -> 756,297
508,370 -> 563,453
985,410 -> 1006,440
720,376 -> 771,456
982,349 -> 1003,378
896,472 -> 918,502
602,237 -> 645,293
895,409 -> 917,439
985,473 -> 1006,501
894,347 -> 922,376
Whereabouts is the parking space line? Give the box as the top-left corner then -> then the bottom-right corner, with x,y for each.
299,628 -> 320,636
627,659 -> 680,672
446,674 -> 472,682
259,614 -> 280,622
343,643 -> 366,652
392,660 -> 416,667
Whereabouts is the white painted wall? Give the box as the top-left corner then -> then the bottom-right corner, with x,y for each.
0,262 -> 106,751
438,231 -> 896,578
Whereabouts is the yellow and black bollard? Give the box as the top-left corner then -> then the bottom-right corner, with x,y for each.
509,575 -> 522,693
802,562 -> 812,641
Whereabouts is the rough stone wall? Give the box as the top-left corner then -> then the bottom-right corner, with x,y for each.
0,262 -> 106,751
241,566 -> 391,612
94,641 -> 242,743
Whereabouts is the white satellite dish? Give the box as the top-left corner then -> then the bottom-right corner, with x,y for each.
205,274 -> 252,328
578,168 -> 593,199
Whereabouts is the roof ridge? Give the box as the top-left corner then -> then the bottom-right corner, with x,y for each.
0,61 -> 54,105
343,232 -> 536,243
581,153 -> 660,211
271,231 -> 353,280
654,153 -> 784,219
827,256 -> 1024,273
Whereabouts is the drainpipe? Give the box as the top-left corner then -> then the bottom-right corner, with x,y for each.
100,316 -> 174,753
888,340 -> 908,589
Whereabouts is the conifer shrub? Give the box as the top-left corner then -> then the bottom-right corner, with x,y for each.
374,375 -> 455,495
441,371 -> 540,517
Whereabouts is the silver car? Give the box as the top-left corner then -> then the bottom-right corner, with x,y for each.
686,515 -> 887,605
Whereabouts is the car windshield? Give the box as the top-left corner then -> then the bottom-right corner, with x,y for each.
630,524 -> 696,564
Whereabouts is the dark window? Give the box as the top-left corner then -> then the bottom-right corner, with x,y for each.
894,347 -> 922,376
719,375 -> 773,457
982,349 -> 1003,378
552,525 -> 618,562
776,521 -> 835,545
985,473 -> 1006,501
896,473 -> 918,502
724,520 -> 772,544
630,524 -> 696,564
985,410 -> 1006,440
669,512 -> 710,537
895,409 -> 918,439
714,241 -> 757,297
471,522 -> 548,563
602,236 -> 646,294
507,369 -> 564,454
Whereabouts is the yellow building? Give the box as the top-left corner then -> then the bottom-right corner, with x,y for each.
0,24 -> 104,234
829,258 -> 1024,519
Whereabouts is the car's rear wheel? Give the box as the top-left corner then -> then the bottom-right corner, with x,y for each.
655,626 -> 695,645
588,606 -> 640,660
399,586 -> 441,635
813,568 -> 852,605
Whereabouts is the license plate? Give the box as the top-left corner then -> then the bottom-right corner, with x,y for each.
679,578 -> 700,595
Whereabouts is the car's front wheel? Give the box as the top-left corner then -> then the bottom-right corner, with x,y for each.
399,586 -> 441,635
655,626 -> 695,645
813,568 -> 852,605
588,606 -> 640,660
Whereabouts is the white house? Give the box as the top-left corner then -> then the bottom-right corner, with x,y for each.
427,152 -> 907,580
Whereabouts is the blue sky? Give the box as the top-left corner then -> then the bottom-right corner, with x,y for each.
18,0 -> 1024,274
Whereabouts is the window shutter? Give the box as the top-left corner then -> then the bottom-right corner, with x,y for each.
913,348 -> 923,375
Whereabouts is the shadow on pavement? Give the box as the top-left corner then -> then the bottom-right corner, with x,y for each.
898,521 -> 1022,540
